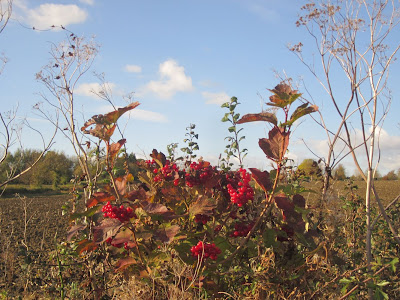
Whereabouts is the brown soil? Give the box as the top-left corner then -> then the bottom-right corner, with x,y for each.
0,194 -> 70,297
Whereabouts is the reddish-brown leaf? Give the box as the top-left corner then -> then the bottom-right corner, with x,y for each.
249,168 -> 272,192
81,102 -> 139,141
93,218 -> 122,243
76,239 -> 98,254
86,192 -> 116,208
115,257 -> 137,272
237,112 -> 277,126
258,127 -> 290,162
115,174 -> 133,196
150,149 -> 166,166
153,225 -> 180,243
189,195 -> 217,216
274,194 -> 294,212
126,187 -> 148,202
142,201 -> 178,220
109,139 -> 126,167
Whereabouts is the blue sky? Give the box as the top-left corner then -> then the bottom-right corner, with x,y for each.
1,0 -> 400,175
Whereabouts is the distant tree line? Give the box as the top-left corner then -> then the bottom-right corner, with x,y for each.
0,149 -> 141,188
296,159 -> 399,181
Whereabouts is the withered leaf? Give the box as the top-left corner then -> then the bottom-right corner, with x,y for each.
81,102 -> 140,141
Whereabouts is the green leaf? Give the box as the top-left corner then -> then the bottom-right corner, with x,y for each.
221,102 -> 229,108
228,126 -> 236,133
221,113 -> 230,122
283,103 -> 318,126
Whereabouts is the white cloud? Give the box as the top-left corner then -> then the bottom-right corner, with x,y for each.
80,0 -> 95,5
17,3 -> 87,29
202,91 -> 230,105
75,82 -> 116,98
127,109 -> 168,123
140,59 -> 193,99
124,64 -> 142,73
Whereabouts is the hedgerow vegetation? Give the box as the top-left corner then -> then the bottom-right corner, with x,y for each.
1,1 -> 400,299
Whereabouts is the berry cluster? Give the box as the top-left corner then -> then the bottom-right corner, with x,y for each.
194,214 -> 211,225
230,222 -> 254,237
102,201 -> 135,222
227,168 -> 254,207
147,159 -> 179,182
185,161 -> 216,187
190,241 -> 221,260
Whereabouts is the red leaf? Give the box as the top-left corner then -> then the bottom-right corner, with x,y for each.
237,112 -> 277,126
267,83 -> 301,108
259,127 -> 290,162
86,192 -> 116,208
93,218 -> 122,243
249,168 -> 272,192
274,194 -> 294,212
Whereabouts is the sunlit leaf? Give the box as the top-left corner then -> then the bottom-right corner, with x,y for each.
189,195 -> 217,216
258,127 -> 290,162
76,239 -> 98,254
249,168 -> 272,192
115,257 -> 137,272
81,102 -> 140,141
237,112 -> 277,126
150,149 -> 166,167
108,139 -> 126,167
283,103 -> 318,126
267,83 -> 301,108
86,192 -> 116,208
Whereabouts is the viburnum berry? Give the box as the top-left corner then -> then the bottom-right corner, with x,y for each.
230,221 -> 254,237
227,168 -> 254,207
190,241 -> 221,260
102,201 -> 136,223
151,160 -> 179,182
194,214 -> 211,225
185,161 -> 216,187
